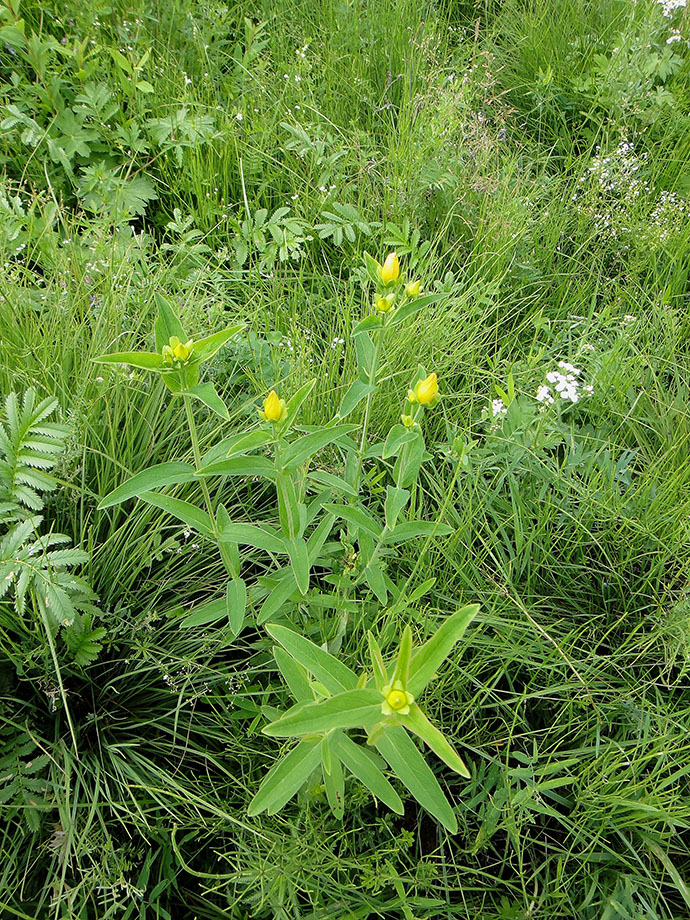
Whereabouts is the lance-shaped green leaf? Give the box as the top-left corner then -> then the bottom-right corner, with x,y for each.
198,456 -> 277,479
355,331 -> 376,381
307,470 -> 357,497
375,725 -> 457,833
363,250 -> 382,285
201,430 -> 273,467
367,632 -> 389,691
338,380 -> 376,419
408,604 -> 479,696
280,425 -> 358,472
285,378 -> 316,422
226,577 -> 247,637
388,294 -> 446,327
182,382 -> 229,420
307,512 -> 335,563
154,292 -> 186,352
400,703 -> 469,777
217,522 -> 286,554
192,325 -> 244,364
137,492 -> 214,538
382,424 -> 417,460
333,733 -> 403,814
98,461 -> 197,509
180,596 -> 227,628
265,624 -> 358,693
257,570 -> 299,624
247,738 -> 321,817
383,521 -> 454,544
286,536 -> 310,594
391,624 -> 413,688
323,503 -> 383,538
384,486 -> 410,530
277,472 -> 301,538
323,741 -> 345,819
274,646 -> 313,703
92,351 -> 164,371
263,688 -> 382,737
352,313 -> 384,336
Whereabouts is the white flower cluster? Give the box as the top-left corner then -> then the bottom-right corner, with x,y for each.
492,398 -> 507,417
538,361 -> 593,406
658,0 -> 686,17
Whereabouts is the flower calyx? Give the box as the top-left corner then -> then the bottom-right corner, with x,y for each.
381,679 -> 414,717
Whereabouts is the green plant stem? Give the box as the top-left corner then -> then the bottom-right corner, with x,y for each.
37,600 -> 78,754
183,395 -> 237,578
352,327 -> 385,495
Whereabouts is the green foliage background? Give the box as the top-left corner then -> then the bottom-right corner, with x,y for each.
1,0 -> 690,917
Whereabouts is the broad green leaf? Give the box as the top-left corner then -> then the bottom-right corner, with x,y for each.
408,604 -> 479,696
323,503 -> 382,538
192,325 -> 244,364
334,733 -> 403,814
98,462 -> 196,509
226,577 -> 247,636
154,292 -> 186,352
383,522 -> 454,544
363,562 -> 388,604
180,597 -> 226,628
263,689 -> 381,737
384,486 -> 410,530
307,470 -> 357,497
355,332 -> 376,382
197,456 -> 276,479
274,646 -> 313,703
183,382 -> 228,420
382,424 -> 417,460
137,492 -> 214,537
257,570 -> 299,623
218,522 -> 285,554
286,537 -> 310,594
280,425 -> 358,472
265,624 -> 358,692
247,738 -> 321,817
285,379 -> 316,422
323,743 -> 345,819
201,430 -> 272,467
338,380 -> 376,419
393,432 -> 426,489
375,726 -> 457,833
92,351 -> 164,370
389,294 -> 445,327
401,704 -> 469,777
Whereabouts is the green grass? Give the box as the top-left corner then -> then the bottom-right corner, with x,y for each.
1,0 -> 690,917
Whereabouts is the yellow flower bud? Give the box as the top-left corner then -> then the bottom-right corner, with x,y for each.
405,279 -> 421,297
262,390 -> 284,422
375,293 -> 395,313
378,251 -> 400,285
173,340 -> 193,361
401,414 -> 416,428
414,372 -> 438,406
381,679 -> 414,716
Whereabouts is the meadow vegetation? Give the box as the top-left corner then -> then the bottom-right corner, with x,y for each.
1,0 -> 690,917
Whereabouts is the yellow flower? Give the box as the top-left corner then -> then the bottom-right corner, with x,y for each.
381,679 -> 414,716
375,293 -> 395,313
261,390 -> 285,422
378,251 -> 400,285
413,372 -> 438,406
405,279 -> 421,297
162,336 -> 194,365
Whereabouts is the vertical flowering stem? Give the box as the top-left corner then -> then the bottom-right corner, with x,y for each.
183,395 -> 238,578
